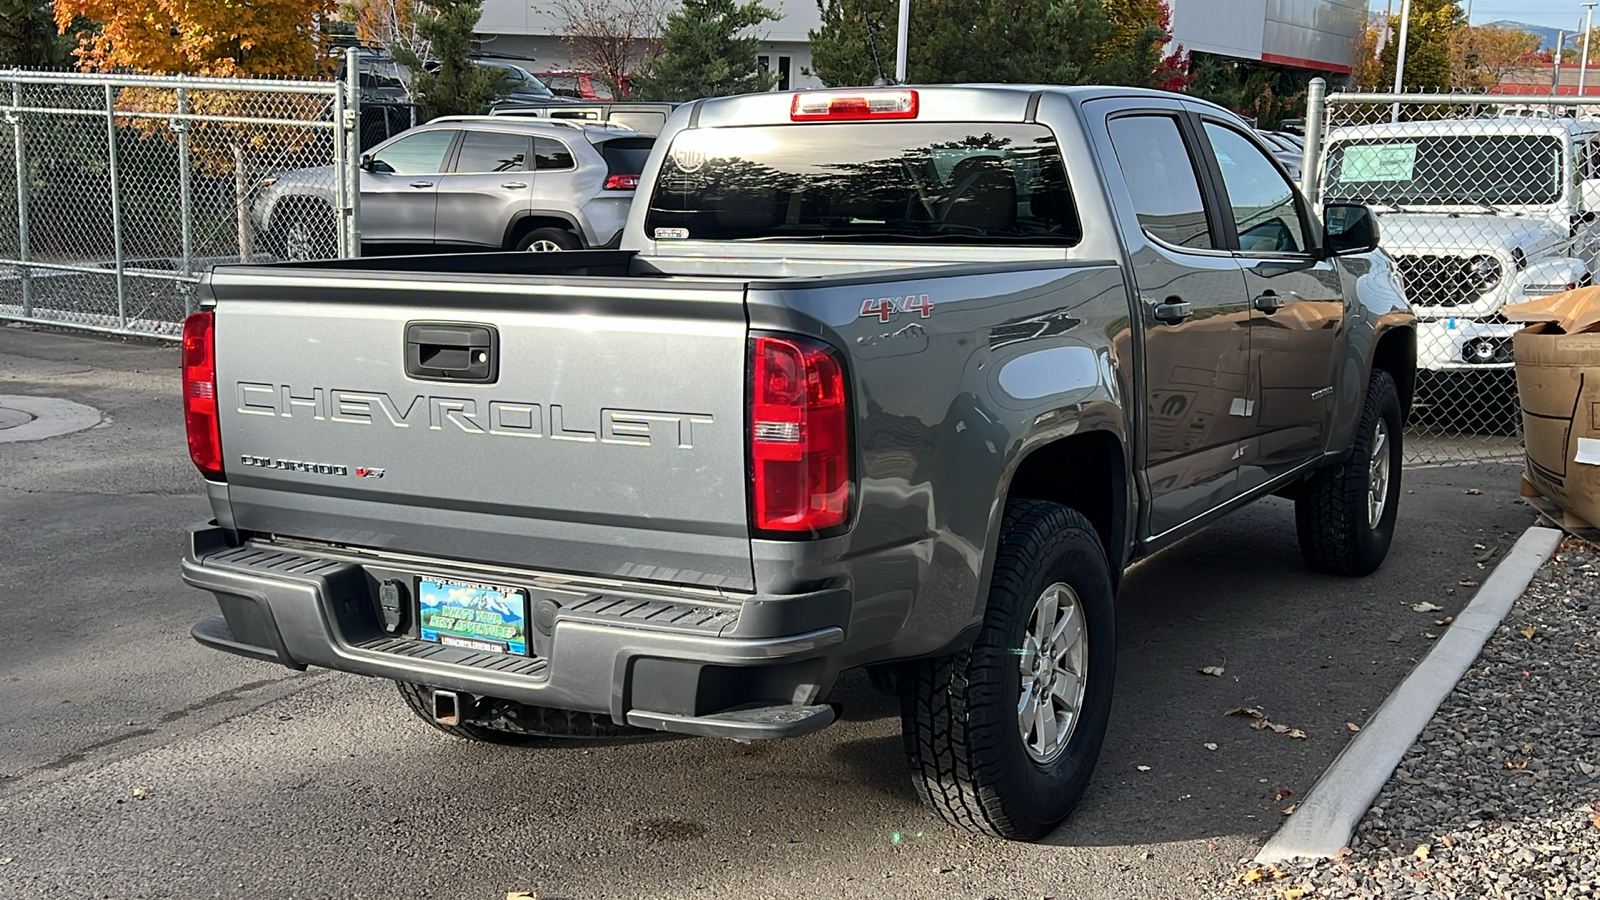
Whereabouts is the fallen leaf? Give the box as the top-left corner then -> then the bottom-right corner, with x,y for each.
1136,765 -> 1151,771
1413,602 -> 1444,613
1204,742 -> 1219,751
1334,846 -> 1353,860
1259,777 -> 1270,783
1506,759 -> 1528,770
1282,803 -> 1298,815
1240,868 -> 1265,884
1414,844 -> 1431,860
1520,626 -> 1538,639
1279,886 -> 1308,900
1274,788 -> 1293,802
1287,729 -> 1308,740
1199,665 -> 1226,677
1474,543 -> 1487,550
1251,718 -> 1270,731
1459,580 -> 1479,587
507,893 -> 538,900
1464,488 -> 1482,495
1424,633 -> 1438,640
131,787 -> 148,799
1591,815 -> 1600,830
1435,616 -> 1453,626
1346,722 -> 1362,732
1269,722 -> 1291,734
1226,706 -> 1266,719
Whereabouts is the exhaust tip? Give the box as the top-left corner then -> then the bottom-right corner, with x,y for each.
431,689 -> 461,726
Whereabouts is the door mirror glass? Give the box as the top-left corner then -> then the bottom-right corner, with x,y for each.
359,153 -> 375,171
1323,202 -> 1379,255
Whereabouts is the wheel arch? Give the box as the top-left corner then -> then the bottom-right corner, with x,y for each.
1371,325 -> 1417,426
503,211 -> 587,249
1001,429 -> 1130,581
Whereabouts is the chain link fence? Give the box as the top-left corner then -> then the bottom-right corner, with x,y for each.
0,61 -> 362,340
1300,88 -> 1596,466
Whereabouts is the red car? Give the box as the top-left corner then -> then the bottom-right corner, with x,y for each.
533,70 -> 634,101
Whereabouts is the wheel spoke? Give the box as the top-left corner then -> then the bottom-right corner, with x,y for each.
1017,581 -> 1090,765
1050,604 -> 1081,658
1050,670 -> 1082,707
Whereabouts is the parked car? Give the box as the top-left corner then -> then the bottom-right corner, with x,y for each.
1255,129 -> 1304,182
1319,116 -> 1600,425
186,86 -> 1411,842
489,100 -> 680,137
534,70 -> 626,101
253,117 -> 654,257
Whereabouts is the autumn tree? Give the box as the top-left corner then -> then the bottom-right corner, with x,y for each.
1378,0 -> 1462,93
1450,25 -> 1542,92
631,0 -> 778,101
539,0 -> 669,97
1348,13 -> 1385,91
54,0 -> 335,76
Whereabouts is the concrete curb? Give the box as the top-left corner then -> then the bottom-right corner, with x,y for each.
0,394 -> 102,444
1255,525 -> 1564,864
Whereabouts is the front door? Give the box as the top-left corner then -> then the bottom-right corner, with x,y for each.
434,129 -> 534,248
1195,119 -> 1345,490
360,128 -> 457,244
1099,108 -> 1255,537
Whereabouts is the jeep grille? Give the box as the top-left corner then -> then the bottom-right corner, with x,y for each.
1393,255 -> 1484,308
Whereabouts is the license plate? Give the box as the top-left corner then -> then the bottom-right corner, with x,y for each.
417,578 -> 529,655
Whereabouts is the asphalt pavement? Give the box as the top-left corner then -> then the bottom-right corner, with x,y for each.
0,325 -> 1541,899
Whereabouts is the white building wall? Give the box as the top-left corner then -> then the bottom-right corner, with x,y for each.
1170,0 -> 1362,72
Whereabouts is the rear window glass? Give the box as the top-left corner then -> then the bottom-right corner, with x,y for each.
599,137 -> 655,177
643,123 -> 1081,245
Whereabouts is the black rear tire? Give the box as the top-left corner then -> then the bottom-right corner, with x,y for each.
394,682 -> 636,743
1295,369 -> 1404,576
900,500 -> 1116,841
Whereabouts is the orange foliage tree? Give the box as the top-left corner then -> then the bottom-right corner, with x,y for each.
53,0 -> 336,76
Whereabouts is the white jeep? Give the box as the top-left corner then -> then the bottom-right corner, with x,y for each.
1321,117 -> 1600,377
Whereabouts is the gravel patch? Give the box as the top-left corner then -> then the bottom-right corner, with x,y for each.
1213,537 -> 1600,900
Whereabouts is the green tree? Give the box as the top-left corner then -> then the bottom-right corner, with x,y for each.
631,0 -> 779,101
392,0 -> 509,118
1378,0 -> 1462,93
0,0 -> 76,67
808,0 -> 1178,88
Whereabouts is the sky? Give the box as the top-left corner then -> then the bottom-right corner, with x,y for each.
1367,1 -> 1600,31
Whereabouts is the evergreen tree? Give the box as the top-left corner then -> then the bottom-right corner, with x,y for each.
392,0 -> 509,118
632,0 -> 779,101
808,0 -> 1178,88
1378,0 -> 1462,93
0,0 -> 76,67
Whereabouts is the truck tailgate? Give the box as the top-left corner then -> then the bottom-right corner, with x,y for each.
206,269 -> 754,591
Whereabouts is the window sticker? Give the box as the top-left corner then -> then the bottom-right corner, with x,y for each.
654,227 -> 689,240
1340,143 -> 1417,182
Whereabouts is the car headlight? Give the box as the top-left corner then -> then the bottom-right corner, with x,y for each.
1469,255 -> 1502,291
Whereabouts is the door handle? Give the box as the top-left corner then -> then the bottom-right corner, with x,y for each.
1253,291 -> 1285,313
409,181 -> 434,189
1153,297 -> 1193,325
501,181 -> 529,189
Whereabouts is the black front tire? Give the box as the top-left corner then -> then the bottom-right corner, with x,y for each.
1295,369 -> 1404,576
900,500 -> 1116,841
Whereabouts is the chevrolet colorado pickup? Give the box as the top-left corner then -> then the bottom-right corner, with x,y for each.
180,85 -> 1416,841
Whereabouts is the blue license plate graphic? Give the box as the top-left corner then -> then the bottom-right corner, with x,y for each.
418,579 -> 529,655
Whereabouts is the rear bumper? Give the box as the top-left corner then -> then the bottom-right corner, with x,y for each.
181,523 -> 849,738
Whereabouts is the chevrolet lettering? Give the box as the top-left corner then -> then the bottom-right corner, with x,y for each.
181,87 -> 1415,843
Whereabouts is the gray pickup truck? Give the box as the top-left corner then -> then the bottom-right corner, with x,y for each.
180,86 -> 1415,841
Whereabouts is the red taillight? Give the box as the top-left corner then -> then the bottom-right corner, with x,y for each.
790,89 -> 918,122
182,311 -> 224,481
604,174 -> 640,190
750,335 -> 850,534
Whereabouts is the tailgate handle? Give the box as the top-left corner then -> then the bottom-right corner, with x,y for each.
405,322 -> 499,384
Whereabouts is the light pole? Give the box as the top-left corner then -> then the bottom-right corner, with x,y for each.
1391,0 -> 1412,123
1581,3 -> 1598,101
894,0 -> 910,84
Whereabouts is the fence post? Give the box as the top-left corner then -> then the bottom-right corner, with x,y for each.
1301,77 -> 1327,205
103,83 -> 126,329
175,83 -> 194,308
346,47 -> 362,258
10,79 -> 31,318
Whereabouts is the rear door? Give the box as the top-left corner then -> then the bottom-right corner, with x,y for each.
434,129 -> 534,248
1095,103 -> 1255,537
361,128 -> 457,243
208,270 -> 756,590
1194,117 -> 1345,488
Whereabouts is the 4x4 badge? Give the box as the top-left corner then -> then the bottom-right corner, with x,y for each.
355,467 -> 386,478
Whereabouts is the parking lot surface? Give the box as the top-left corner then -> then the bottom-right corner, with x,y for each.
0,327 -> 1540,899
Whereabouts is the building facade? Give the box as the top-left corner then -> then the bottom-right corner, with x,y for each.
474,0 -> 1362,91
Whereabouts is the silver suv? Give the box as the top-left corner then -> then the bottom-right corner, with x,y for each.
254,117 -> 654,258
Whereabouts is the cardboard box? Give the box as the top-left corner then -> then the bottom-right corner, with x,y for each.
1513,322 -> 1600,528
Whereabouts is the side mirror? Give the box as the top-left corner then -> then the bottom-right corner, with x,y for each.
1323,201 -> 1379,256
359,154 -> 374,171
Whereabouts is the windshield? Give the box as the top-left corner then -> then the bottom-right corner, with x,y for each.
1323,133 -> 1564,206
643,123 -> 1081,245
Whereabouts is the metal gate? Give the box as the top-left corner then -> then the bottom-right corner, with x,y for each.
1298,83 -> 1592,466
0,57 -> 361,340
